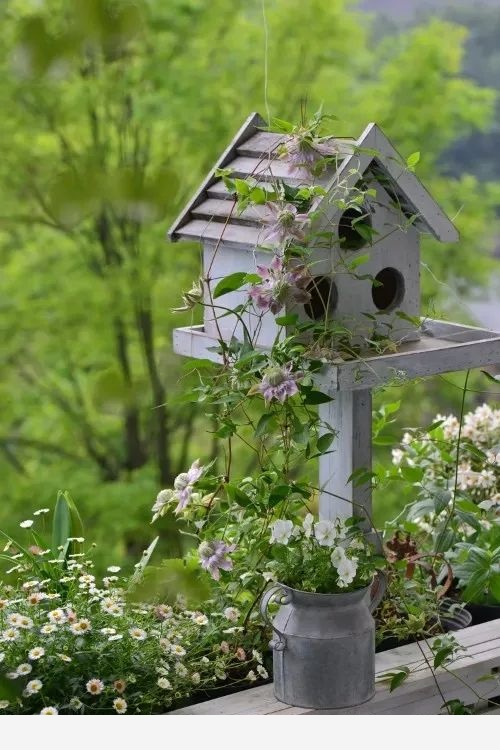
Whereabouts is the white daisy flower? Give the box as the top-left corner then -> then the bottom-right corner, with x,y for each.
252,649 -> 263,664
107,566 -> 121,573
48,609 -> 66,624
78,574 -> 95,585
40,706 -> 58,715
0,700 -> 9,709
157,677 -> 172,689
16,663 -> 32,676
57,653 -> 72,662
101,599 -> 123,616
6,672 -> 19,680
113,697 -> 127,714
174,662 -> 188,677
28,647 -> 45,660
7,612 -> 23,627
223,607 -> 240,622
246,670 -> 257,682
2,628 -> 19,642
191,672 -> 201,685
100,627 -> 116,635
113,679 -> 127,694
26,592 -> 45,606
22,580 -> 40,590
170,644 -> 186,657
26,679 -> 43,694
40,624 -> 57,635
191,613 -> 209,626
257,664 -> 269,679
69,697 -> 83,710
86,678 -> 104,695
108,634 -> 123,641
20,520 -> 34,528
129,627 -> 147,641
33,508 -> 50,516
70,619 -> 92,635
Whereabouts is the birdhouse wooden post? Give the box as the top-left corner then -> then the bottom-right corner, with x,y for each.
169,113 -> 500,533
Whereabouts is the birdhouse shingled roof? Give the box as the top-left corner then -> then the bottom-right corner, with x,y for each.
168,112 -> 459,247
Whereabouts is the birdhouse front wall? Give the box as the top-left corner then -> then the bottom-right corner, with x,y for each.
203,241 -> 281,347
297,182 -> 421,345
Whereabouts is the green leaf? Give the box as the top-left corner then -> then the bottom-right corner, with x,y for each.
481,370 -> 500,384
433,645 -> 454,669
316,432 -> 335,453
225,483 -> 253,507
389,669 -> 410,692
213,272 -> 249,298
347,253 -> 370,270
233,178 -> 250,196
401,466 -> 424,483
255,413 -> 275,438
127,537 -> 159,592
488,574 -> 500,604
249,186 -> 267,204
275,314 -> 299,326
269,485 -> 292,505
52,491 -> 71,557
347,468 -> 376,487
406,151 -> 420,169
269,117 -> 294,133
301,388 -> 333,405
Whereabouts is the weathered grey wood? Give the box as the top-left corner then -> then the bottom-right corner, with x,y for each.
191,197 -> 271,225
169,112 -> 265,240
172,320 -> 500,392
237,132 -> 356,159
318,390 -> 372,527
366,124 -> 460,243
236,131 -> 286,156
173,218 -> 262,247
168,619 -> 500,715
207,176 -> 309,200
225,155 -> 325,184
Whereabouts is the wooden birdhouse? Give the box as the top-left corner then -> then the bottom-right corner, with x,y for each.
168,113 -> 459,350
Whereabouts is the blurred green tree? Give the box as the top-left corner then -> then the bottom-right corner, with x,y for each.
0,0 -> 497,561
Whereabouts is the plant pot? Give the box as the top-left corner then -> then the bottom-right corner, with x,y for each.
465,601 -> 500,626
375,598 -> 472,654
260,573 -> 386,710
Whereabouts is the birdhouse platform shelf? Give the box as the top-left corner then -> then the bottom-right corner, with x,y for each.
173,317 -> 500,392
169,618 -> 500,715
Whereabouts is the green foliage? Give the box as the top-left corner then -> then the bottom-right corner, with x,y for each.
0,0 -> 499,568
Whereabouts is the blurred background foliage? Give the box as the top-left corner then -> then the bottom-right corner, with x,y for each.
0,0 -> 499,568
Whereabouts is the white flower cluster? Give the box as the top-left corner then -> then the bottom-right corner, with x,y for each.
0,550 -> 268,714
269,515 -> 360,588
392,403 -> 500,506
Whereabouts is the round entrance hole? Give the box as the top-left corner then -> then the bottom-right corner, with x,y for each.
371,267 -> 405,311
338,207 -> 372,251
304,276 -> 338,320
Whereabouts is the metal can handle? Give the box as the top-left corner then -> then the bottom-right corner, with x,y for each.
260,584 -> 291,651
369,570 -> 387,613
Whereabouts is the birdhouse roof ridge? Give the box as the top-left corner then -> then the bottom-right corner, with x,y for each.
168,113 -> 459,246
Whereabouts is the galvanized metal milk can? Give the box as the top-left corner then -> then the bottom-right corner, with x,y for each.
260,574 -> 386,710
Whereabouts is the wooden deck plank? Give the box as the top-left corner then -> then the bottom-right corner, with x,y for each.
169,619 -> 500,715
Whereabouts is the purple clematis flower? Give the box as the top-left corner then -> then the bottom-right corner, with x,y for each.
248,254 -> 311,315
198,540 -> 236,580
259,203 -> 310,248
283,133 -> 339,175
173,459 -> 203,513
259,364 -> 303,405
